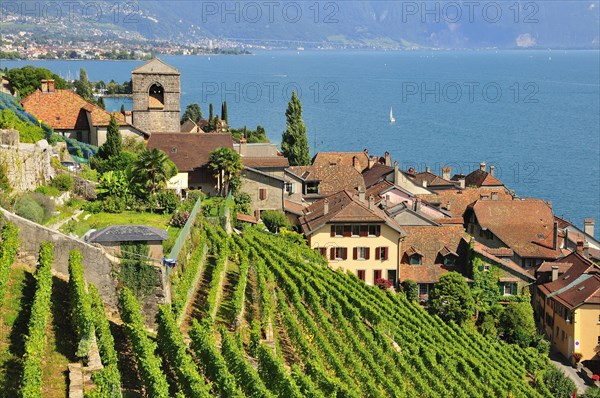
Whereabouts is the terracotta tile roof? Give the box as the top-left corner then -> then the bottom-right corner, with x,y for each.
400,225 -> 468,283
312,151 -> 370,172
482,247 -> 514,257
454,169 -> 504,187
287,164 -> 365,196
471,240 -> 535,281
537,261 -> 573,273
551,274 -> 600,310
417,188 -> 513,218
412,171 -> 455,187
242,157 -> 289,168
180,119 -> 199,133
21,89 -> 133,131
470,199 -> 561,259
363,163 -> 393,187
147,133 -> 233,172
538,251 -> 600,297
236,213 -> 258,224
132,58 -> 180,75
299,190 -> 405,236
284,199 -> 306,216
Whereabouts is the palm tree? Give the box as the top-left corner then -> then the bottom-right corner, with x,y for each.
208,147 -> 242,196
131,148 -> 177,196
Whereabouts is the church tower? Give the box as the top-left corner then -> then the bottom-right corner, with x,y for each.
131,58 -> 180,133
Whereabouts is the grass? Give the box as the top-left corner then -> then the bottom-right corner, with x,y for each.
60,210 -> 172,237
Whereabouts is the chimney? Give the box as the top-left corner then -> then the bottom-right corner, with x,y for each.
551,265 -> 559,282
442,166 -> 451,180
576,240 -> 584,254
583,241 -> 590,258
352,156 -> 361,172
446,201 -> 451,211
41,79 -> 55,93
323,198 -> 329,215
414,198 -> 422,212
358,186 -> 366,202
394,161 -> 400,185
480,162 -> 486,172
239,133 -> 247,156
421,179 -> 428,188
368,195 -> 375,210
584,218 -> 595,237
553,221 -> 558,250
384,151 -> 391,166
458,176 -> 465,189
425,166 -> 430,173
489,165 -> 495,176
491,191 -> 498,201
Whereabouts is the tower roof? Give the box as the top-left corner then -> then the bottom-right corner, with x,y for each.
132,58 -> 180,75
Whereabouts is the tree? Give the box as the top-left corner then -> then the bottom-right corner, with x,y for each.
221,101 -> 228,123
261,210 -> 291,233
281,91 -> 310,166
498,301 -> 537,347
73,68 -> 94,101
181,103 -> 202,124
131,148 -> 177,196
209,103 -> 214,121
471,257 -> 500,320
6,66 -> 67,97
428,272 -> 475,325
98,96 -> 105,109
402,280 -> 418,302
96,115 -> 122,160
120,104 -> 126,113
208,147 -> 242,197
542,367 -> 576,398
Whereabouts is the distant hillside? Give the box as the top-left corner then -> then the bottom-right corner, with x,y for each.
6,1 -> 600,49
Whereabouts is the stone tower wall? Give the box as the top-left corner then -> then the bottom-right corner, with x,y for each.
132,72 -> 181,133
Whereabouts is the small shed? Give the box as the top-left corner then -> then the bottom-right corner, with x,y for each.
87,225 -> 168,260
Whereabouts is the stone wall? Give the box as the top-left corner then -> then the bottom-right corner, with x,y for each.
0,207 -> 169,328
132,72 -> 180,133
0,129 -> 54,193
240,168 -> 284,215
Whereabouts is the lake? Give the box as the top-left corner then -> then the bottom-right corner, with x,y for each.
2,50 -> 599,236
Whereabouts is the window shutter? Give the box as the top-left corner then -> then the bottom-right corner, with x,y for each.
353,247 -> 358,260
343,225 -> 352,237
342,248 -> 348,260
365,248 -> 370,260
376,225 -> 381,237
360,225 -> 368,237
330,226 -> 335,237
330,248 -> 335,260
375,247 -> 381,260
383,247 -> 389,260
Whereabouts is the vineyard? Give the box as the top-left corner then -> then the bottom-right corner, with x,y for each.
0,217 -> 564,397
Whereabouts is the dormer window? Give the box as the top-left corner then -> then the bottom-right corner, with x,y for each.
171,148 -> 177,153
444,255 -> 456,267
410,255 -> 422,265
306,181 -> 319,194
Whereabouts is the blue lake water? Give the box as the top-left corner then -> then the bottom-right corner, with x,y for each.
2,50 -> 599,236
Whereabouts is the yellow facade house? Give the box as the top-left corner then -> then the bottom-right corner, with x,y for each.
299,190 -> 405,286
536,250 -> 600,362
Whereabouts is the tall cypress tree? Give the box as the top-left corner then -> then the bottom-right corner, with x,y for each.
209,103 -> 214,121
98,96 -> 105,109
221,101 -> 228,124
120,104 -> 126,113
281,91 -> 310,166
97,115 -> 122,160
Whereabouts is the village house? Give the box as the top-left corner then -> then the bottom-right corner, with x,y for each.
451,162 -> 505,189
535,250 -> 600,362
20,79 -> 148,147
299,190 -> 406,287
147,132 -> 233,195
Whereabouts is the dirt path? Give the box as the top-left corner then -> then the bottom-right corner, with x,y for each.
49,209 -> 83,231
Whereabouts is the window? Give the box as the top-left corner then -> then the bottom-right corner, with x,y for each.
357,270 -> 366,281
354,247 -> 370,260
418,283 -> 429,296
483,264 -> 490,271
334,225 -> 344,237
387,270 -> 397,284
561,330 -> 565,341
284,182 -> 293,193
598,314 -> 600,324
443,255 -> 456,267
171,147 -> 177,153
316,247 -> 327,258
375,247 -> 389,261
258,188 -> 267,200
373,269 -> 382,281
306,181 -> 319,194
503,283 -> 516,296
343,225 -> 352,237
330,247 -> 347,260
368,225 -> 381,237
597,336 -> 600,346
351,225 -> 360,237
148,82 -> 165,109
410,255 -> 422,265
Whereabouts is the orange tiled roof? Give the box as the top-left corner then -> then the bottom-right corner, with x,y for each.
287,164 -> 365,196
312,151 -> 370,172
412,171 -> 454,187
471,240 -> 535,281
21,89 -> 130,130
538,251 -> 600,297
418,188 -> 513,218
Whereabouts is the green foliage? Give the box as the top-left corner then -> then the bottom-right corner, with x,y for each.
6,66 -> 67,97
208,147 -> 242,197
498,301 -> 537,347
249,319 -> 261,357
50,173 -> 74,192
68,250 -> 95,357
131,148 -> 177,196
156,305 -> 211,397
542,366 -> 576,398
279,227 -> 305,245
0,160 -> 9,193
257,343 -> 302,397
34,185 -> 60,197
402,280 -> 418,302
154,190 -> 180,213
97,96 -> 105,110
583,387 -> 600,398
0,108 -> 45,143
479,314 -> 498,338
221,101 -> 228,123
96,170 -> 130,199
260,210 -> 290,233
15,192 -> 55,224
471,256 -> 500,317
0,222 -> 20,302
230,125 -> 268,143
20,242 -> 54,398
181,103 -> 202,124
233,192 -> 251,215
73,68 -> 94,101
102,195 -> 126,214
281,91 -> 310,166
118,288 -> 170,398
189,319 -> 242,398
97,116 -> 122,160
428,271 -> 475,325
88,284 -> 122,397
119,243 -> 157,298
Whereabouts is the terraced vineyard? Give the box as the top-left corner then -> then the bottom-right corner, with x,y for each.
0,218 -> 560,397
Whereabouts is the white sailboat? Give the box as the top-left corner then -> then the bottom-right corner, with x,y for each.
389,107 -> 396,124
